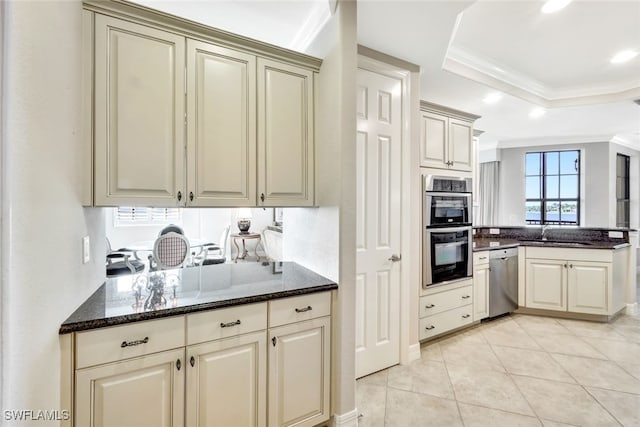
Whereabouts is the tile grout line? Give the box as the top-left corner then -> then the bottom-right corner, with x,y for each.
582,384 -> 625,426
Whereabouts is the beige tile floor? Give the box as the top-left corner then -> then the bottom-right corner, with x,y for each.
356,311 -> 640,427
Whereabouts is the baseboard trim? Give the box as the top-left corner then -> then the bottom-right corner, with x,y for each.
333,408 -> 359,427
626,302 -> 638,315
407,343 -> 421,363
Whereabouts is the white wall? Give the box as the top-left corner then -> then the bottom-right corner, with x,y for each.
1,1 -> 106,423
498,142 -> 611,226
284,0 -> 357,419
106,208 -> 274,261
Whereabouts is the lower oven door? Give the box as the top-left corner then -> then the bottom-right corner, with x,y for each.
423,226 -> 472,287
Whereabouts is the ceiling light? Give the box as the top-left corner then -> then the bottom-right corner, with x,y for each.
529,107 -> 546,118
610,50 -> 638,64
541,0 -> 572,14
483,93 -> 502,104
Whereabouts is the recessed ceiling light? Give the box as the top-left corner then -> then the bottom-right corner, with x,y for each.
541,0 -> 572,14
529,107 -> 546,118
610,50 -> 638,64
483,93 -> 502,104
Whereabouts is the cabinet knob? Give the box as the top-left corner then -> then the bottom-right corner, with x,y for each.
177,191 -> 182,202
190,356 -> 195,367
260,193 -> 265,203
176,359 -> 181,371
272,336 -> 277,347
189,191 -> 194,202
569,264 -> 573,268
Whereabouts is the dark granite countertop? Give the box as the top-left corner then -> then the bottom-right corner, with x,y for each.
60,262 -> 337,334
473,237 -> 630,252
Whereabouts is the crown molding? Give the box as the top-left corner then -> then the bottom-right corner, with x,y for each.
443,45 -> 640,108
497,134 -> 614,149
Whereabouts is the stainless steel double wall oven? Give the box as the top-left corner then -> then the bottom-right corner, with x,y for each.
423,175 -> 473,287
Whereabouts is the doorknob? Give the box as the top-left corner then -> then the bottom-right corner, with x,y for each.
388,254 -> 401,262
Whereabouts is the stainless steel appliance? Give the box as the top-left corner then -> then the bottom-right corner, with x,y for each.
489,248 -> 518,317
424,175 -> 472,227
423,226 -> 473,287
423,175 -> 473,288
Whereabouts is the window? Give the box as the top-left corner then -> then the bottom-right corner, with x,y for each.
616,153 -> 630,228
525,150 -> 580,225
114,207 -> 181,226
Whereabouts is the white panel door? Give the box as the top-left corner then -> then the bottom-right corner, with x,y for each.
76,348 -> 185,427
568,262 -> 610,314
268,317 -> 330,427
355,68 -> 402,378
473,265 -> 490,320
186,40 -> 256,207
94,15 -> 185,206
186,331 -> 266,427
525,259 -> 567,311
257,58 -> 314,207
448,118 -> 473,172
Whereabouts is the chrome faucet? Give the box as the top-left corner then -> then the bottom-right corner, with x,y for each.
541,224 -> 551,241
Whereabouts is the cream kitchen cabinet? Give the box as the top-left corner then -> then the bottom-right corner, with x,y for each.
268,293 -> 331,427
93,14 -> 186,207
257,59 -> 314,207
419,281 -> 474,341
523,246 -> 627,316
473,252 -> 490,320
86,3 -> 319,208
419,102 -> 480,172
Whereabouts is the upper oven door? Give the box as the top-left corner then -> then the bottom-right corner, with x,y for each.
425,192 -> 472,227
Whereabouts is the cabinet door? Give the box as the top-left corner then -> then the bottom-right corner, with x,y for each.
76,348 -> 185,427
186,331 -> 266,427
473,265 -> 489,320
94,15 -> 185,207
568,262 -> 610,315
186,40 -> 256,207
268,317 -> 330,427
525,259 -> 567,311
448,118 -> 473,172
257,59 -> 314,207
420,111 -> 448,168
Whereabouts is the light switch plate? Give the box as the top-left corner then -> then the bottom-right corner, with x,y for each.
83,235 -> 90,264
609,231 -> 623,239
489,228 -> 500,235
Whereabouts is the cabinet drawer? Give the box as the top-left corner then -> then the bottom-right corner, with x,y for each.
419,305 -> 473,341
419,285 -> 473,318
269,292 -> 331,328
187,302 -> 267,345
473,252 -> 490,265
76,316 -> 185,369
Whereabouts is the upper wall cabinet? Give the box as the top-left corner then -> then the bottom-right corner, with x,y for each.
258,59 -> 314,207
419,102 -> 480,172
85,2 -> 320,207
93,15 -> 186,207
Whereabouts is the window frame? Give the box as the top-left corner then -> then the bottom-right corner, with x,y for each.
525,150 -> 581,226
113,207 -> 182,227
616,153 -> 630,228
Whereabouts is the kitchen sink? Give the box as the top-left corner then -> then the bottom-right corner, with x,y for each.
519,240 -> 593,246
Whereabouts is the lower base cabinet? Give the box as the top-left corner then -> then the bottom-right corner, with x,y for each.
419,282 -> 473,341
70,292 -> 332,427
268,317 -> 331,427
76,348 -> 185,427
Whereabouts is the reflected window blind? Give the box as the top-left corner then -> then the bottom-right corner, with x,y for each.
114,207 -> 181,226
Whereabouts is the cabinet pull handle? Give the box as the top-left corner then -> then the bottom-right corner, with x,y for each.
260,193 -> 265,203
177,191 -> 182,201
569,264 -> 573,268
461,295 -> 471,299
120,336 -> 149,348
425,304 -> 435,309
220,320 -> 241,328
176,359 -> 181,371
564,263 -> 568,268
425,325 -> 435,330
272,336 -> 277,346
295,306 -> 313,313
190,356 -> 195,367
462,314 -> 471,319
189,191 -> 194,202
479,257 -> 487,260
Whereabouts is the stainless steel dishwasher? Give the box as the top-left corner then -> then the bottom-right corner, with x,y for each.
489,247 -> 518,317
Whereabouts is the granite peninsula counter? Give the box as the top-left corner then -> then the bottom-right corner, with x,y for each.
60,261 -> 337,334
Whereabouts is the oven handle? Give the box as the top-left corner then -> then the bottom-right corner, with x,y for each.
425,226 -> 472,234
